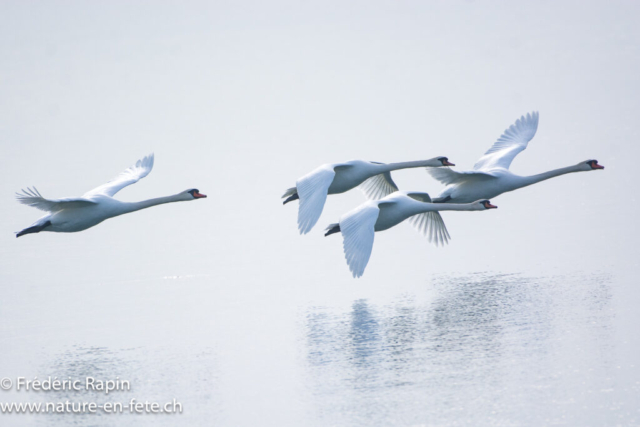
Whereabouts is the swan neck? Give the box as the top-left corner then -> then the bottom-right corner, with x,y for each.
380,160 -> 435,172
407,201 -> 475,216
121,194 -> 185,214
518,165 -> 581,187
425,203 -> 477,212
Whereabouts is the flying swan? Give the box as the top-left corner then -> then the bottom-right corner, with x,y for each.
282,157 -> 455,235
324,191 -> 497,278
427,112 -> 604,203
15,154 -> 207,237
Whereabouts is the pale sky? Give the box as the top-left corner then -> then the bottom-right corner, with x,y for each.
1,0 -> 637,286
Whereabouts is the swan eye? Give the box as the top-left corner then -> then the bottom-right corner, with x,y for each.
587,160 -> 604,170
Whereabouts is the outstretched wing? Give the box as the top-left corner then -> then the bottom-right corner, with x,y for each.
406,192 -> 450,246
15,187 -> 97,212
84,154 -> 155,197
473,112 -> 539,171
296,164 -> 336,234
427,167 -> 495,185
358,171 -> 399,200
340,202 -> 384,278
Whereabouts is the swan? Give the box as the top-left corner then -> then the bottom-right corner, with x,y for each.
282,157 -> 455,234
324,191 -> 497,278
427,112 -> 604,203
15,154 -> 207,237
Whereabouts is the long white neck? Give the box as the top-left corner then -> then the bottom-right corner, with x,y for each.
421,203 -> 480,213
515,164 -> 584,188
405,200 -> 480,217
377,159 -> 439,173
118,194 -> 187,215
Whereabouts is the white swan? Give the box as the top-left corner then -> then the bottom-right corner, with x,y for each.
427,112 -> 604,203
283,157 -> 455,234
324,191 -> 496,278
15,154 -> 207,237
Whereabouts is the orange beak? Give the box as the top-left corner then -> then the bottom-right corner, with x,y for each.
484,201 -> 498,209
592,162 -> 604,169
442,160 -> 455,166
194,191 -> 207,198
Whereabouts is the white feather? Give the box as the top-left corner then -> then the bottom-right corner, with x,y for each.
358,171 -> 399,200
296,165 -> 336,234
473,112 -> 539,171
15,187 -> 97,212
405,192 -> 450,246
339,202 -> 380,278
84,153 -> 155,197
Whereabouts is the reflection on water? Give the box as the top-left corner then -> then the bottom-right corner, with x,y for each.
0,271 -> 632,427
304,273 -> 621,426
47,347 -> 131,396
23,345 -> 220,427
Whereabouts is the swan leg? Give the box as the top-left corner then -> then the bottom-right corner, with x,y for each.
283,193 -> 299,205
324,223 -> 341,237
16,221 -> 52,238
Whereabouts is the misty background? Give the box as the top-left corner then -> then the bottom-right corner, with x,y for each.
1,1 -> 638,426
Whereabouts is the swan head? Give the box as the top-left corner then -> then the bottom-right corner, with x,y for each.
437,157 -> 455,167
583,159 -> 604,170
479,200 -> 498,210
185,189 -> 207,200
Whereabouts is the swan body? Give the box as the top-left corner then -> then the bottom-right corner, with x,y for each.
15,154 -> 206,237
427,112 -> 604,204
325,191 -> 496,278
283,156 -> 454,234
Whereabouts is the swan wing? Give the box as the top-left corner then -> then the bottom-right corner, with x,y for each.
427,167 -> 495,185
296,164 -> 336,234
358,171 -> 399,200
406,192 -> 450,246
340,202 -> 383,278
84,154 -> 155,197
16,187 -> 97,212
473,112 -> 539,171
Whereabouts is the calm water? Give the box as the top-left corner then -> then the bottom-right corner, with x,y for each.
2,268 -> 638,426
